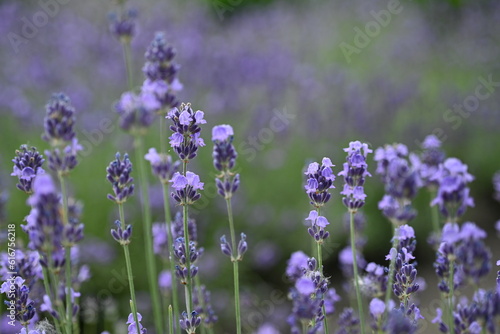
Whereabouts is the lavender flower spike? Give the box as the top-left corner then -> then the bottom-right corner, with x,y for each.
304,157 -> 336,208
106,152 -> 135,204
145,147 -> 180,183
11,145 -> 45,194
170,171 -> 204,205
111,220 -> 133,246
213,124 -> 240,199
338,141 -> 372,212
166,102 -> 206,161
108,8 -> 137,42
42,93 -> 76,146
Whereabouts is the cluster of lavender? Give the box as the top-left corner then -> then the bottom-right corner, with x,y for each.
286,156 -> 339,333
2,93 -> 86,334
374,143 -> 421,224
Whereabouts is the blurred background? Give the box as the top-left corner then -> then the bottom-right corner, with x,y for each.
0,0 -> 500,332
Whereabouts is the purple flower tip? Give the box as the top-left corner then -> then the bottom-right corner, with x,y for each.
145,148 -> 161,165
369,298 -> 385,317
32,174 -> 56,195
295,277 -> 315,295
212,124 -> 234,141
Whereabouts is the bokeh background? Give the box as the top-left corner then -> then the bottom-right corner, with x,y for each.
1,0 -> 500,333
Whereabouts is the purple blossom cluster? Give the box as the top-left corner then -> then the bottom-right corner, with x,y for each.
304,157 -> 335,208
430,158 -> 475,222
11,145 -> 45,194
339,141 -> 372,212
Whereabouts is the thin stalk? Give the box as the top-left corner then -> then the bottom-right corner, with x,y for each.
123,245 -> 142,334
41,266 -> 63,333
384,228 -> 398,311
181,161 -> 194,314
64,247 -> 72,334
448,261 -> 455,334
119,204 -> 142,334
121,41 -> 134,91
430,190 -> 440,235
160,114 -> 167,154
58,173 -> 72,334
194,275 -> 208,334
169,305 -> 174,334
48,257 -> 67,333
162,182 -> 180,333
134,136 -> 164,334
225,198 -> 242,334
350,211 -> 365,334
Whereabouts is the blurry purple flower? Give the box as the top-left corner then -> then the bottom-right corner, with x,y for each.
395,225 -> 415,241
286,251 -> 308,280
324,288 -> 341,315
127,312 -> 146,334
295,277 -> 315,295
158,270 -> 172,291
369,298 -> 385,317
11,145 -> 45,194
256,323 -> 280,334
212,124 -> 234,142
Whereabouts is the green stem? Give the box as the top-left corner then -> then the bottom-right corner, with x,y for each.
225,198 -> 242,334
162,182 -> 180,333
194,275 -> 207,334
384,228 -> 398,312
64,247 -> 72,334
58,173 -> 72,334
169,305 -> 174,334
160,114 -> 167,154
448,261 -> 455,334
134,136 -> 164,334
124,245 -> 142,334
41,266 -> 62,332
119,204 -> 142,334
48,257 -> 67,333
350,211 -> 365,334
122,41 -> 134,91
430,189 -> 440,236
181,162 -> 194,314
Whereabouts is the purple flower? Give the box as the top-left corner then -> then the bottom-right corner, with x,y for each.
111,220 -> 133,246
158,270 -> 172,291
145,148 -> 180,183
305,157 -> 335,208
106,153 -> 134,204
338,141 -> 371,211
395,225 -> 415,241
212,124 -> 234,142
115,92 -> 156,134
166,103 -> 206,161
286,251 -> 308,280
11,145 -> 45,194
295,277 -> 315,295
212,124 -> 240,198
42,93 -> 76,145
369,298 -> 385,317
108,8 -> 137,41
193,285 -> 218,326
127,312 -> 146,334
431,158 -> 474,221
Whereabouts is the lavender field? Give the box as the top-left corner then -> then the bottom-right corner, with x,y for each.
1,0 -> 500,333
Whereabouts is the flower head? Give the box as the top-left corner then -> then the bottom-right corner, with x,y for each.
106,153 -> 134,204
11,145 -> 45,194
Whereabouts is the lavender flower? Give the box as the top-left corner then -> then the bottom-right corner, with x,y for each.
0,250 -> 42,288
106,153 -> 134,204
172,211 -> 198,242
170,172 -> 204,205
374,143 -> 421,224
44,138 -> 83,174
286,251 -> 309,281
361,263 -> 387,298
23,175 -> 64,266
42,93 -> 76,146
335,308 -> 359,334
141,32 -> 182,112
115,92 -> 157,135
173,238 -> 201,284
111,220 -> 132,246
167,103 -> 206,161
305,210 -> 330,243
213,124 -> 240,199
11,145 -> 45,194
338,141 -> 372,211
193,285 -> 218,327
144,148 -> 180,183
304,157 -> 335,208
158,270 -> 172,294
152,222 -> 169,259
0,277 -> 36,327
143,32 -> 181,85
127,312 -> 147,334
417,135 -> 445,188
109,8 -> 137,42
180,311 -> 202,334
431,158 -> 474,221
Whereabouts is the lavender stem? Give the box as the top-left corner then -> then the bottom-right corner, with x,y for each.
225,198 -> 242,334
384,227 -> 398,312
448,260 -> 455,334
119,203 -> 142,334
121,41 -> 134,91
162,182 -> 180,333
59,173 -> 72,334
182,161 -> 194,314
350,210 -> 365,334
134,136 -> 164,334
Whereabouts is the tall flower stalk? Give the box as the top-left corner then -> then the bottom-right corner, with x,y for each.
338,141 -> 372,334
167,103 -> 206,332
212,125 -> 245,334
106,153 -> 143,334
